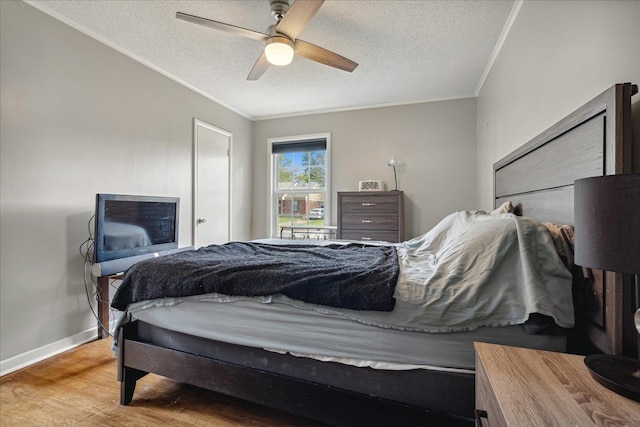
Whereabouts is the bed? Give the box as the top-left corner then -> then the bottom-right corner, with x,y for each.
113,83 -> 637,426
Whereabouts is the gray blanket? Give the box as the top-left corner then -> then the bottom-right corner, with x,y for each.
111,242 -> 398,312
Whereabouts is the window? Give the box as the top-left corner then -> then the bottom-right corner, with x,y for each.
268,134 -> 331,238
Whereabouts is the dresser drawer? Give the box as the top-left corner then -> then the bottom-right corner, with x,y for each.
340,195 -> 400,213
339,230 -> 401,242
475,352 -> 507,427
337,191 -> 404,243
341,213 -> 399,230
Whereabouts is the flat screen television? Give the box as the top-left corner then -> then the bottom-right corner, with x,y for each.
94,194 -> 180,263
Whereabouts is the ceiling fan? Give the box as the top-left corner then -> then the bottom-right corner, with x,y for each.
176,0 -> 358,80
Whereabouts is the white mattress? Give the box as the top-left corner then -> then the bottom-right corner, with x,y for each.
128,295 -> 566,373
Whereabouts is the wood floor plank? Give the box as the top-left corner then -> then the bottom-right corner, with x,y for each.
1,339 -> 325,426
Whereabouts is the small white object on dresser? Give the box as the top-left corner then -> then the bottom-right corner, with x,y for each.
358,180 -> 383,191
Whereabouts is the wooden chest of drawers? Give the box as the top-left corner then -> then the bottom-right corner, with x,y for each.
337,191 -> 404,243
474,342 -> 640,426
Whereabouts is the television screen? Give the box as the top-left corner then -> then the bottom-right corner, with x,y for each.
94,194 -> 179,263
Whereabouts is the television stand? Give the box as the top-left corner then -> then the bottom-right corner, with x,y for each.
93,246 -> 195,339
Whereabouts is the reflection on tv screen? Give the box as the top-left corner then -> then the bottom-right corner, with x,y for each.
103,201 -> 176,250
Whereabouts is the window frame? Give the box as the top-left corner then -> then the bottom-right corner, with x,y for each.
267,133 -> 331,238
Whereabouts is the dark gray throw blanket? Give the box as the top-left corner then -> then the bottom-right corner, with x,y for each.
111,242 -> 399,312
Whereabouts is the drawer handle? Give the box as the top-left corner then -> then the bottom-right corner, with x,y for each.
361,203 -> 377,207
361,220 -> 374,223
475,409 -> 488,427
361,237 -> 373,241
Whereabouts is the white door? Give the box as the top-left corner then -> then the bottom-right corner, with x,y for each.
193,119 -> 231,247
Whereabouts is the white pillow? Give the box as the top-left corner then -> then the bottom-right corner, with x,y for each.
491,201 -> 514,215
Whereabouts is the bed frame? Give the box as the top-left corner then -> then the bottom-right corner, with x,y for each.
494,82 -> 637,357
116,83 -> 637,426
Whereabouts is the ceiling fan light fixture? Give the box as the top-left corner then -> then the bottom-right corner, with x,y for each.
265,36 -> 294,66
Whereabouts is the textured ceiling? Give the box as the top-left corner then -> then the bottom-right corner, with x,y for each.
27,0 -> 517,120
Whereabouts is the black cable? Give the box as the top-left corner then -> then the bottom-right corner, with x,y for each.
83,259 -> 110,337
80,214 -> 111,337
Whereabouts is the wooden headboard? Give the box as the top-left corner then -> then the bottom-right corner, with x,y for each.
493,83 -> 637,357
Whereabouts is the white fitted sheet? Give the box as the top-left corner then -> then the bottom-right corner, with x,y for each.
128,295 -> 566,373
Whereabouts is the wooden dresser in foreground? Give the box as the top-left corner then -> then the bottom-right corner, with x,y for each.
475,342 -> 640,426
337,191 -> 404,243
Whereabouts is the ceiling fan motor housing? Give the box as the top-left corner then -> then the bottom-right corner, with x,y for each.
270,0 -> 290,21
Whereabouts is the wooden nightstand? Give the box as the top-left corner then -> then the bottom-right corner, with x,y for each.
336,191 -> 404,243
474,342 -> 640,426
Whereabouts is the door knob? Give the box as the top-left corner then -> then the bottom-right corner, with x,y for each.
197,218 -> 207,224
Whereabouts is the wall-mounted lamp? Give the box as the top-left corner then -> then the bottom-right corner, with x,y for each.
388,157 -> 398,191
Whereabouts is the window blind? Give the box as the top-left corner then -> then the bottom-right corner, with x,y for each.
271,138 -> 326,154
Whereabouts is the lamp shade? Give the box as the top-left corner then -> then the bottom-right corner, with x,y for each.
574,174 -> 640,275
265,36 -> 294,66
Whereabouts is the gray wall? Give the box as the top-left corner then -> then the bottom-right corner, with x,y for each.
0,1 -> 253,362
252,98 -> 478,240
6,0 -> 638,370
476,0 -> 640,211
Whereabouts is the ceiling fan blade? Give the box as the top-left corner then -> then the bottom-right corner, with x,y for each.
176,12 -> 268,42
275,0 -> 324,40
247,52 -> 271,80
294,40 -> 358,72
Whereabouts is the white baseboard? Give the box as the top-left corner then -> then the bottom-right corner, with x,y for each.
1,327 -> 102,377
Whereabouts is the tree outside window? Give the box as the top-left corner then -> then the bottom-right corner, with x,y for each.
270,136 -> 330,238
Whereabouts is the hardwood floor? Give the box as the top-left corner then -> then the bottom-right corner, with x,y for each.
0,339 -> 325,426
